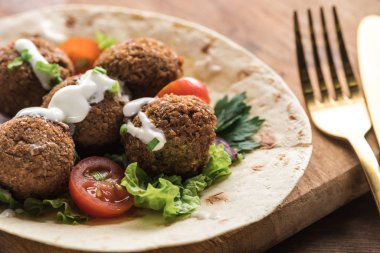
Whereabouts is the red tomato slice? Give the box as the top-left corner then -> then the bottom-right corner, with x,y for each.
157,77 -> 210,103
69,157 -> 133,218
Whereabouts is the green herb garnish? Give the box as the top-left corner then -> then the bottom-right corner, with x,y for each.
120,124 -> 128,135
35,61 -> 60,76
35,61 -> 62,87
214,92 -> 264,152
7,49 -> 32,69
49,76 -> 63,87
95,31 -> 117,50
110,82 -> 120,94
147,137 -> 160,152
90,170 -> 109,181
93,66 -> 107,75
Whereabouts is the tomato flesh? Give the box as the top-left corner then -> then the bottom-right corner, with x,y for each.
156,77 -> 210,103
69,157 -> 133,218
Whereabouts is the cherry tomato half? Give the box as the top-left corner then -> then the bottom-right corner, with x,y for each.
157,77 -> 210,103
69,157 -> 133,218
60,37 -> 101,74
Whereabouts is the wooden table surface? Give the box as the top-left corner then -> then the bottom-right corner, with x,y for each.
1,0 -> 380,252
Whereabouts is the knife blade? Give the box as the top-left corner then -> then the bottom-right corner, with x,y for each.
358,16 -> 380,146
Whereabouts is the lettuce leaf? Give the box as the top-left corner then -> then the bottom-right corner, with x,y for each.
121,144 -> 232,220
42,198 -> 88,224
0,188 -> 87,224
203,144 -> 232,186
0,187 -> 20,209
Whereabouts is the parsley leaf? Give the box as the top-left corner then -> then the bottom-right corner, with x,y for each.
95,31 -> 117,50
214,92 -> 264,152
7,49 -> 32,69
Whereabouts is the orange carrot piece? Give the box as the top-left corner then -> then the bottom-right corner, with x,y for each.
60,37 -> 101,74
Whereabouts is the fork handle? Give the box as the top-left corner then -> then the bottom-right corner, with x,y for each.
349,136 -> 380,213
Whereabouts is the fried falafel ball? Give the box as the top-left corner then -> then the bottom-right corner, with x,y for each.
0,116 -> 75,200
0,37 -> 74,117
94,37 -> 183,98
42,75 -> 125,156
122,95 -> 216,178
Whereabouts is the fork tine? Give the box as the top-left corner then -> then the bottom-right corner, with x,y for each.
294,11 -> 314,102
308,9 -> 329,102
332,6 -> 359,96
320,7 -> 343,100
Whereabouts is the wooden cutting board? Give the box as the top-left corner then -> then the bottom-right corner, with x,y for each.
0,0 -> 379,252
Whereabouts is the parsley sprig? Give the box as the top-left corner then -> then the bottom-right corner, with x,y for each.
214,92 -> 264,152
7,49 -> 32,69
95,31 -> 117,50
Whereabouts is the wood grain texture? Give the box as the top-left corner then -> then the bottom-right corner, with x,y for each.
0,0 -> 379,252
269,193 -> 380,253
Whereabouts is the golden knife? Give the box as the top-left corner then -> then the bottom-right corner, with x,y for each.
358,16 -> 380,146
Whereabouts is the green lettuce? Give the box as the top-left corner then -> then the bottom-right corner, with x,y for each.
121,144 -> 232,220
0,187 -> 20,209
0,188 -> 87,224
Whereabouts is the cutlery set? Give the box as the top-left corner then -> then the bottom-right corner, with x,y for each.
294,7 -> 380,212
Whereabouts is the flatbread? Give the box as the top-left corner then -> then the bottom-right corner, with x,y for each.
0,4 -> 312,252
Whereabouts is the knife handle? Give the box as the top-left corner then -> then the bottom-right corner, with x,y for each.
349,136 -> 380,213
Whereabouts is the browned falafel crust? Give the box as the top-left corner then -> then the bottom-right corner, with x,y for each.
42,75 -> 125,155
0,37 -> 74,117
123,95 -> 216,177
0,116 -> 75,200
94,37 -> 183,99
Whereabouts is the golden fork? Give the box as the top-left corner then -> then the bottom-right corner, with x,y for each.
294,6 -> 380,212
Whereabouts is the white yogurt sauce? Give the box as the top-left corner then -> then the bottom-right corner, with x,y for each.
14,39 -> 55,90
0,209 -> 16,218
16,107 -> 64,121
16,69 -> 119,124
123,97 -> 155,117
123,98 -> 166,151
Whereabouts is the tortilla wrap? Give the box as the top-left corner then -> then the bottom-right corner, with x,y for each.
0,4 -> 312,252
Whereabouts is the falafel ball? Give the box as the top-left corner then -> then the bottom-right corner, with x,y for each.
42,75 -> 125,156
0,37 -> 74,117
94,37 -> 183,98
122,94 -> 216,178
0,116 -> 75,200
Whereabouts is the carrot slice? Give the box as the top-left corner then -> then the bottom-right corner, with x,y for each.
60,37 -> 101,74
